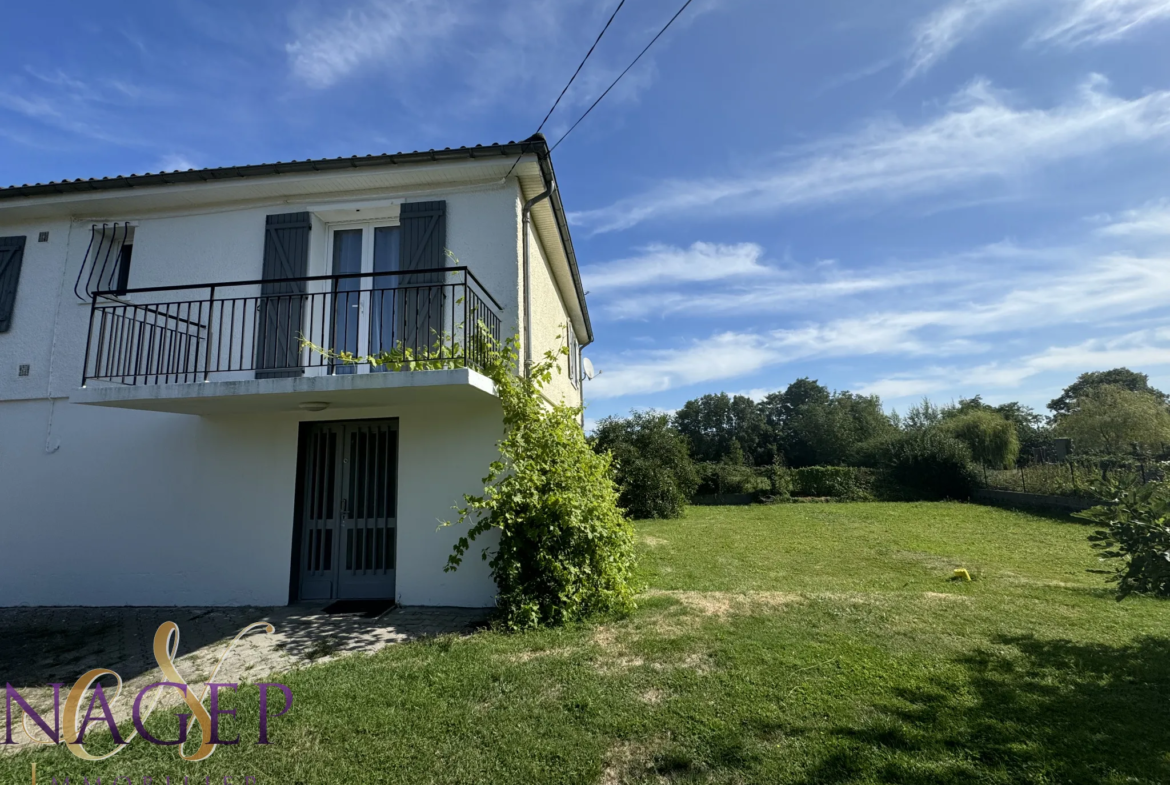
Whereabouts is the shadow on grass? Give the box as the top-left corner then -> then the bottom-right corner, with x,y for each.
799,634 -> 1170,784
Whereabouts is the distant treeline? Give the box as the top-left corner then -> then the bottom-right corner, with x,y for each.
590,367 -> 1170,519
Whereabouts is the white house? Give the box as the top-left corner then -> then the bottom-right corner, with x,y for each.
0,135 -> 591,608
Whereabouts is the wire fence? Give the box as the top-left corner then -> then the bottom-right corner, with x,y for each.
984,457 -> 1166,497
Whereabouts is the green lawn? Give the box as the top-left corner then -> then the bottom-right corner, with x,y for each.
7,503 -> 1170,784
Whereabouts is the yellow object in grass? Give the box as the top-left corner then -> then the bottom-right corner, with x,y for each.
953,568 -> 972,582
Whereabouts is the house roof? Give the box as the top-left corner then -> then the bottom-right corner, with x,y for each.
0,134 -> 592,343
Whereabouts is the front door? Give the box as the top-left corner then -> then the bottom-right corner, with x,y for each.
297,419 -> 398,601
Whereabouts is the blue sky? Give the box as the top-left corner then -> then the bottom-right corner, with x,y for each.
5,1 -> 1170,423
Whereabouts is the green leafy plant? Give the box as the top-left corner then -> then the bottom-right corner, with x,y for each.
590,410 -> 698,520
444,333 -> 637,630
876,429 -> 979,501
301,307 -> 493,373
1078,475 -> 1170,599
307,323 -> 636,630
766,460 -> 793,500
695,462 -> 772,497
792,466 -> 874,500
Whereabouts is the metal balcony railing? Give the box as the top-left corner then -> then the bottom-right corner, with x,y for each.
81,267 -> 503,387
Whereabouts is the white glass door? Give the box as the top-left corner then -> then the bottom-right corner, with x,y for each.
329,223 -> 400,374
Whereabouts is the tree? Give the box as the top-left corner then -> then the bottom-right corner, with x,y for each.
1055,385 -> 1170,454
1049,368 -> 1168,416
784,390 -> 896,467
760,378 -> 830,430
899,397 -> 945,431
947,396 -> 1048,465
591,411 -> 698,520
673,393 -> 767,464
942,410 -> 1020,469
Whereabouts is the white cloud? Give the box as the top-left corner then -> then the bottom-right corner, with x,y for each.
586,332 -> 781,399
571,76 -> 1170,233
157,154 -> 197,172
903,0 -> 1170,79
731,388 -> 772,402
905,0 -> 1015,81
0,68 -> 165,149
1095,199 -> 1170,237
581,242 -> 768,292
597,264 -> 960,321
857,327 -> 1170,399
286,0 -> 459,89
586,237 -> 1170,399
282,0 -> 720,122
1033,0 -> 1170,46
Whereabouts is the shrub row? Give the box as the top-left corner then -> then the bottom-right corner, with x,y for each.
694,463 -> 876,502
597,418 -> 982,518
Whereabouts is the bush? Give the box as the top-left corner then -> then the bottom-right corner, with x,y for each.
877,429 -> 979,500
1078,475 -> 1170,599
767,461 -> 794,500
792,466 -> 874,500
591,411 -> 698,520
695,462 -> 771,497
444,336 -> 638,630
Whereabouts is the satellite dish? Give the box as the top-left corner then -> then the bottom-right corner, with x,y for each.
582,357 -> 597,380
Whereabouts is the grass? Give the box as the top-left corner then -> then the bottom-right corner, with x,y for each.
6,502 -> 1170,784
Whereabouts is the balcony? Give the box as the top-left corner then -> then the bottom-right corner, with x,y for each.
74,267 -> 504,415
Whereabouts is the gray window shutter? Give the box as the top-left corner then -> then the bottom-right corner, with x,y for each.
0,236 -> 27,333
256,213 -> 311,378
398,201 -> 447,356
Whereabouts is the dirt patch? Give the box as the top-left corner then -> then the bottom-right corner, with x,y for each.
643,590 -> 803,619
590,625 -> 645,673
640,687 -> 666,705
503,646 -> 577,664
1002,573 -> 1088,589
922,591 -> 972,602
640,535 -> 669,548
674,652 -> 715,675
894,550 -> 971,574
600,737 -> 666,785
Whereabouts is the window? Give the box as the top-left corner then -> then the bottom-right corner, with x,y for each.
113,242 -> 134,296
0,236 -> 27,333
74,223 -> 135,299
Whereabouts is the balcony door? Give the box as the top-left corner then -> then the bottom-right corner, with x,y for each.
329,222 -> 401,373
297,419 -> 398,601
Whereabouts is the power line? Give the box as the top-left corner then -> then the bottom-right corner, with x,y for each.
536,0 -> 627,136
505,0 -> 627,180
550,0 -> 696,153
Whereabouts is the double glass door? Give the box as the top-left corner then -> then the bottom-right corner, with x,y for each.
330,223 -> 401,373
298,420 -> 398,600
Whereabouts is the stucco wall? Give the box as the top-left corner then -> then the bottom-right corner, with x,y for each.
0,182 -> 524,403
0,396 -> 501,607
0,176 -> 538,608
526,221 -> 582,407
0,217 -> 73,402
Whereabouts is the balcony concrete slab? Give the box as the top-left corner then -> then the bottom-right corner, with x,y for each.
71,366 -> 497,415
